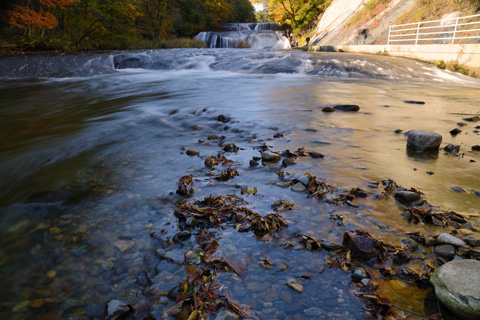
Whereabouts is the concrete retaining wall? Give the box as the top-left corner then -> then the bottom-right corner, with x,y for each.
312,44 -> 480,75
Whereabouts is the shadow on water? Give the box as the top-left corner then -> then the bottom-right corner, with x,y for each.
0,48 -> 479,319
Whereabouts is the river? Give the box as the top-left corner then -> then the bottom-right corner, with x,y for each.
1,36 -> 480,319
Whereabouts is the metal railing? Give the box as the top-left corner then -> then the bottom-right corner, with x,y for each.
387,13 -> 480,45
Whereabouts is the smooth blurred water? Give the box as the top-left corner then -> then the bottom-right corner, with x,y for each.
0,49 -> 479,319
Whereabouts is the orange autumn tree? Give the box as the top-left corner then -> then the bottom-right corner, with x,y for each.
8,0 -> 76,37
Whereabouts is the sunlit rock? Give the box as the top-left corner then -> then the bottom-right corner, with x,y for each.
430,260 -> 480,320
407,130 -> 442,152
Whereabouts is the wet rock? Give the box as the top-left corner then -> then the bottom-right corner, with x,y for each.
434,244 -> 456,260
426,171 -> 435,175
457,122 -> 467,127
113,240 -> 135,252
430,259 -> 480,320
105,300 -> 133,320
472,145 -> 480,151
401,238 -> 418,251
450,186 -> 466,193
215,309 -> 239,320
274,132 -> 284,138
291,183 -> 307,193
304,307 -> 323,317
223,142 -> 239,152
185,216 -> 196,227
249,160 -> 259,167
297,175 -> 311,186
394,191 -> 420,203
322,106 -> 336,112
286,280 -> 304,293
217,114 -> 231,123
437,233 -> 466,247
247,282 -> 270,292
463,116 -> 480,122
262,151 -> 280,162
450,128 -> 462,136
444,144 -> 460,153
333,104 -> 360,112
186,150 -> 199,156
394,129 -> 403,134
351,268 -> 368,282
173,231 -> 191,242
474,190 -> 480,197
136,271 -> 153,287
404,101 -> 425,104
464,237 -> 480,247
156,248 -> 184,264
407,131 -> 442,152
309,152 -> 324,158
282,158 -> 295,167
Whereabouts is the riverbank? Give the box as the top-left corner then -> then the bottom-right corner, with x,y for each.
312,43 -> 480,77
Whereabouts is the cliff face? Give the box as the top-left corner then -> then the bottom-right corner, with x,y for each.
311,0 -> 416,46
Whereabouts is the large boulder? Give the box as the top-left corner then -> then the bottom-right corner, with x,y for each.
430,259 -> 480,320
407,130 -> 442,152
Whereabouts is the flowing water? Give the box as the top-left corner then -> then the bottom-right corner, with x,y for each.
1,44 -> 480,320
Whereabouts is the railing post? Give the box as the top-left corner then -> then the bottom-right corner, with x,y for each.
452,16 -> 459,44
387,25 -> 391,45
415,22 -> 420,45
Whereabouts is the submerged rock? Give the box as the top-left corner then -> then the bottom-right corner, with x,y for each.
407,131 -> 442,152
430,259 -> 480,320
215,309 -> 239,320
105,300 -> 133,320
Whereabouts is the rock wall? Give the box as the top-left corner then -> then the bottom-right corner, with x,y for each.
311,0 -> 416,46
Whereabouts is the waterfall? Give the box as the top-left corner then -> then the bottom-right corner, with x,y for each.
195,23 -> 290,49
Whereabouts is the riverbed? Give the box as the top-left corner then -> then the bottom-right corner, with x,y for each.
0,48 -> 479,319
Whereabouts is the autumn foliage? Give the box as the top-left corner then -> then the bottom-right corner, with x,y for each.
2,0 -> 256,50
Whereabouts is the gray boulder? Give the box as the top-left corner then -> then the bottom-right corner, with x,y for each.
407,131 -> 442,152
430,259 -> 480,320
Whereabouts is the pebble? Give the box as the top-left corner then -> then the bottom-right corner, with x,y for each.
309,152 -> 324,158
249,160 -> 259,166
186,150 -> 199,156
286,280 -> 304,293
450,128 -> 462,136
297,175 -> 310,186
304,307 -> 323,317
472,145 -> 480,151
173,231 -> 191,242
262,151 -> 280,162
437,233 -> 466,247
282,158 -> 295,167
450,186 -> 466,193
333,104 -> 360,111
322,106 -> 336,112
291,182 -> 307,193
394,190 -> 420,202
351,268 -> 368,282
434,244 -> 456,260
444,144 -> 460,153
